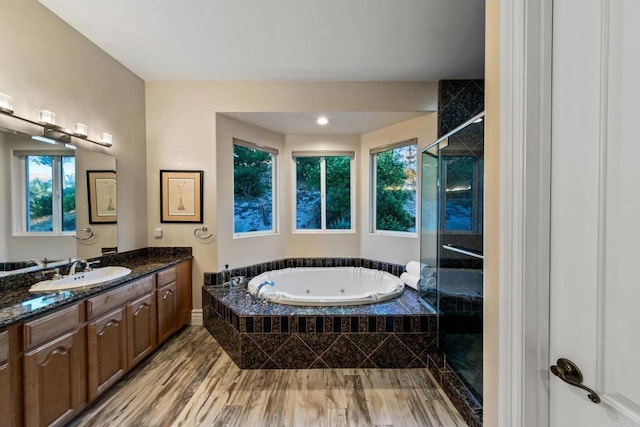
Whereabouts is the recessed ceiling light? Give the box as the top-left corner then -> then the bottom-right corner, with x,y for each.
316,116 -> 329,125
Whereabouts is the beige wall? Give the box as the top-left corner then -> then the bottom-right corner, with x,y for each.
0,0 -> 147,255
484,0 -> 500,425
145,82 -> 438,309
284,134 -> 361,258
216,114 -> 286,268
359,113 -> 437,265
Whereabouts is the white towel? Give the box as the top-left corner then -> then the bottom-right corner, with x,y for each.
406,261 -> 427,277
400,272 -> 420,291
406,261 -> 436,279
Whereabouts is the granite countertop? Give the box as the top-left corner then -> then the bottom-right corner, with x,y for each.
204,284 -> 436,317
0,249 -> 192,329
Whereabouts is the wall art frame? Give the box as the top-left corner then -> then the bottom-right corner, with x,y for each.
160,170 -> 203,223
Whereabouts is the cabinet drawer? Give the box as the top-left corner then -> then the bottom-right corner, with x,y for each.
0,331 -> 7,364
87,283 -> 135,319
24,303 -> 82,349
86,276 -> 155,320
157,267 -> 176,288
130,275 -> 155,299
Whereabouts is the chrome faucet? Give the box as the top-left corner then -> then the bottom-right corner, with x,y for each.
68,260 -> 87,276
69,259 -> 100,275
251,280 -> 275,302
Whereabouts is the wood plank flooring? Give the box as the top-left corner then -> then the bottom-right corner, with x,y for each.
68,326 -> 467,427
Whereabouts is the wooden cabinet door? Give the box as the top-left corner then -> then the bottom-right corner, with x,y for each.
87,307 -> 127,401
157,282 -> 177,344
176,260 -> 192,328
23,328 -> 86,427
0,362 -> 11,427
0,329 -> 12,427
127,292 -> 157,368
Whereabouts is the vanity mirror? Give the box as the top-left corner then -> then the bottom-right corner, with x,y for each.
0,122 -> 117,278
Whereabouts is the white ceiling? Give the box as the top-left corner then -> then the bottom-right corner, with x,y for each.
38,0 -> 485,82
38,0 -> 484,134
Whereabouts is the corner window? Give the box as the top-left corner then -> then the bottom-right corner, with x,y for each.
293,152 -> 354,231
14,153 -> 76,233
233,139 -> 278,234
371,139 -> 417,233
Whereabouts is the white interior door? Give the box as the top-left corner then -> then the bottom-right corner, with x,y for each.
550,0 -> 640,425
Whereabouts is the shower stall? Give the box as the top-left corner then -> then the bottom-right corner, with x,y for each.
420,112 -> 484,401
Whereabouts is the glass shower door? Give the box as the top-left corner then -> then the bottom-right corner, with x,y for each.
420,113 -> 484,401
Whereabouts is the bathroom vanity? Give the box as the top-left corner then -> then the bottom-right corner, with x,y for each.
0,248 -> 192,427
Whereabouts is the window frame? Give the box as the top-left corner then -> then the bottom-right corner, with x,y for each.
370,138 -> 418,236
232,138 -> 279,237
291,151 -> 356,233
12,150 -> 76,236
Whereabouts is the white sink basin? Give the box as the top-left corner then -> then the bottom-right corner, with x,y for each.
29,266 -> 132,293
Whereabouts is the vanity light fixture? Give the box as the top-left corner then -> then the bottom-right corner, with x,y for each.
0,96 -> 112,148
73,123 -> 88,138
0,93 -> 14,114
39,110 -> 56,126
100,133 -> 112,147
316,116 -> 329,126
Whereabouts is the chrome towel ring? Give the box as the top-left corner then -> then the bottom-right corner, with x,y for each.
193,226 -> 214,240
75,226 -> 95,241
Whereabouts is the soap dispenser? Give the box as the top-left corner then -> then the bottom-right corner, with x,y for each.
221,264 -> 230,285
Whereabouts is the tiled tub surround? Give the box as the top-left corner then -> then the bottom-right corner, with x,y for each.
204,285 -> 437,370
203,258 -> 438,370
0,247 -> 192,328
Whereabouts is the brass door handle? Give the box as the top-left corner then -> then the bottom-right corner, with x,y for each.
550,358 -> 601,404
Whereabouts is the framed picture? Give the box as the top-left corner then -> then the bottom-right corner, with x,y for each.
87,170 -> 117,224
160,170 -> 203,223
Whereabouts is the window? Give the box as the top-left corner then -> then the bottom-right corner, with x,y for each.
15,153 -> 75,233
293,152 -> 354,231
371,139 -> 417,233
233,139 -> 278,234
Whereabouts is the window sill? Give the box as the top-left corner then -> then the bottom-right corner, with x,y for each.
292,229 -> 356,235
233,231 -> 279,239
371,231 -> 418,238
12,232 -> 76,237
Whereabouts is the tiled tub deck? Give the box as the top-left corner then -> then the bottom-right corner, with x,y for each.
202,258 -> 438,370
203,285 -> 437,369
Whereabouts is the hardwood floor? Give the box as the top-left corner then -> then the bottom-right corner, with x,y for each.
69,326 -> 467,427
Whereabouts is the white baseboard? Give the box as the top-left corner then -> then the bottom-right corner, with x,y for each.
190,309 -> 203,326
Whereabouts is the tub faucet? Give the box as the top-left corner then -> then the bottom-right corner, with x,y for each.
251,280 -> 275,302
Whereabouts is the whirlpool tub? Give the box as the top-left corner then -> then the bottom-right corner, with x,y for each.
247,267 -> 404,306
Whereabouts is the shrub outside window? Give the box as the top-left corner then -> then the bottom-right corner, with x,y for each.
371,139 -> 417,233
233,139 -> 278,234
294,152 -> 354,231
